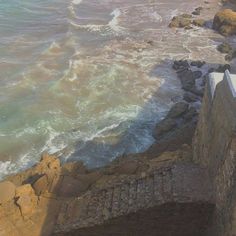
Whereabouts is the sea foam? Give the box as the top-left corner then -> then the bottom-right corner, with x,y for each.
72,0 -> 83,5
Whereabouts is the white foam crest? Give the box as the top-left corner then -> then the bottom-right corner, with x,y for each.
152,12 -> 162,22
69,0 -> 84,19
15,127 -> 36,138
108,8 -> 124,33
69,21 -> 107,33
69,8 -> 126,36
72,0 -> 83,5
170,9 -> 179,18
0,153 -> 35,180
84,123 -> 122,142
41,127 -> 66,154
0,161 -> 17,179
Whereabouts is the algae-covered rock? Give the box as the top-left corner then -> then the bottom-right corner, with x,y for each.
192,19 -> 206,27
169,15 -> 192,28
217,42 -> 233,53
213,9 -> 236,36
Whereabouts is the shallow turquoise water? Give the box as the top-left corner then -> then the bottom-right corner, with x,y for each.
0,0 -> 224,178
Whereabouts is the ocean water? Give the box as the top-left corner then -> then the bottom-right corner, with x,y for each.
0,0 -> 226,179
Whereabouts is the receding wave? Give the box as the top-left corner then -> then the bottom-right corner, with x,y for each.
0,0 -> 225,179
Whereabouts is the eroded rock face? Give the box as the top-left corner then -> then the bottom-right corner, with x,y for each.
213,9 -> 236,36
192,19 -> 206,27
15,184 -> 37,217
0,181 -> 16,204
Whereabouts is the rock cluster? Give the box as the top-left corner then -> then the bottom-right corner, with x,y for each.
213,9 -> 236,36
169,6 -> 206,29
169,14 -> 193,28
173,60 -> 205,96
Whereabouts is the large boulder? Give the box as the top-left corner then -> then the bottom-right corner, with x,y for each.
213,9 -> 236,36
192,19 -> 206,27
169,14 -> 192,28
39,153 -> 60,171
0,181 -> 16,204
167,102 -> 189,118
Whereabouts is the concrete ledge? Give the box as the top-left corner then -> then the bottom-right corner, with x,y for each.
209,70 -> 236,99
208,72 -> 224,98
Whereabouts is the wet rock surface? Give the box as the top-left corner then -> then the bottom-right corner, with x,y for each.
192,19 -> 206,27
217,42 -> 236,61
173,60 -> 204,96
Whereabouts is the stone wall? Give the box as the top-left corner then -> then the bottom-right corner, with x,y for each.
193,70 -> 236,235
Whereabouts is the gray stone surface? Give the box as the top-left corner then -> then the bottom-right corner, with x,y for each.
53,163 -> 214,235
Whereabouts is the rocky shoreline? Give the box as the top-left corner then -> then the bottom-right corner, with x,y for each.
0,1 -> 236,235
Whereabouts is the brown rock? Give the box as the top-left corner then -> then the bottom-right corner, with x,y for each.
15,184 -> 37,216
0,181 -> 16,204
32,174 -> 49,195
192,19 -> 206,27
213,9 -> 236,36
169,15 -> 192,28
40,153 -> 60,171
